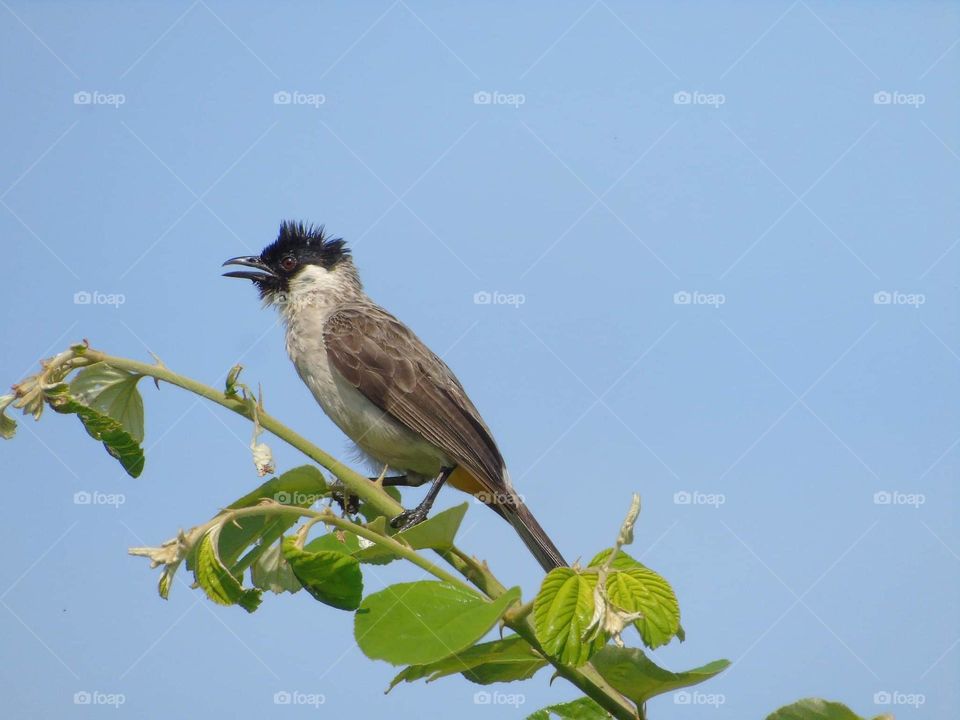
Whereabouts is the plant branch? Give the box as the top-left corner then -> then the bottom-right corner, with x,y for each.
31,345 -> 638,720
225,503 -> 473,590
81,348 -> 403,518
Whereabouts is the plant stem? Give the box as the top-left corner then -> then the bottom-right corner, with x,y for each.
224,504 -> 471,590
82,349 -> 403,518
69,347 -> 638,720
222,508 -> 637,718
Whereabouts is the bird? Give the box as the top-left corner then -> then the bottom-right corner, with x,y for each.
222,221 -> 566,572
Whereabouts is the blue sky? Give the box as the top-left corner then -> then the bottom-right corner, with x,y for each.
2,1 -> 958,718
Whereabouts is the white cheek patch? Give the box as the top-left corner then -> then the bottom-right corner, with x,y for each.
287,265 -> 335,297
277,264 -> 346,318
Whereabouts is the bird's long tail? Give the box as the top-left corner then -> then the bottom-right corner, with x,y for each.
503,499 -> 567,572
449,467 -> 566,572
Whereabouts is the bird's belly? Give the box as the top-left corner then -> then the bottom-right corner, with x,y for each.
286,327 -> 447,477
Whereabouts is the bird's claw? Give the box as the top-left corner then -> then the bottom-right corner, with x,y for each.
328,482 -> 360,516
390,507 -> 428,531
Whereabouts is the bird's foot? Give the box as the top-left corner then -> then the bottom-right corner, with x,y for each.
328,483 -> 360,516
389,467 -> 453,531
389,506 -> 429,531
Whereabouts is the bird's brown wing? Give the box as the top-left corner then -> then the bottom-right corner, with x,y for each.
323,304 -> 507,494
324,303 -> 568,572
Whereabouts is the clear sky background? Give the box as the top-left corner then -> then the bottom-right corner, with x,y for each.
2,2 -> 958,718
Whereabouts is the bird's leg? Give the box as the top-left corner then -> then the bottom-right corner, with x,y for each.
390,466 -> 454,530
331,474 -> 425,515
328,485 -> 361,516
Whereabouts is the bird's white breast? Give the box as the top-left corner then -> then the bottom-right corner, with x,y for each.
281,298 -> 447,479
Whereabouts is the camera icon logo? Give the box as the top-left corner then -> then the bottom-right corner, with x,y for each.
275,491 -> 292,504
273,90 -> 292,105
74,491 -> 92,505
674,691 -> 692,704
73,91 -> 92,105
673,290 -> 691,305
74,290 -> 92,305
473,91 -> 492,105
473,290 -> 492,305
474,691 -> 492,704
873,491 -> 892,505
274,691 -> 292,705
74,691 -> 92,705
673,491 -> 692,505
673,91 -> 692,105
873,291 -> 891,305
873,91 -> 892,105
873,691 -> 892,704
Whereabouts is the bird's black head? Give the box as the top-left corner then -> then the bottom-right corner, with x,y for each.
222,221 -> 350,300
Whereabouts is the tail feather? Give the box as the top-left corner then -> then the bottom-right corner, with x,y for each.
502,499 -> 566,573
454,467 -> 566,572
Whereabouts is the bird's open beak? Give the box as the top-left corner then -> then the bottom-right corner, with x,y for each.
221,256 -> 276,282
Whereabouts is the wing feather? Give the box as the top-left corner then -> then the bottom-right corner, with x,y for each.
323,304 -> 507,493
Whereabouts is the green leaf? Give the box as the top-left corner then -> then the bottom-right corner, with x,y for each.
194,527 -> 262,612
527,697 -> 610,719
590,550 -> 682,647
394,502 -> 466,549
463,657 -> 546,685
218,516 -> 288,573
588,548 -> 639,571
353,503 -> 468,563
224,364 -> 243,398
590,646 -> 729,705
355,582 -> 521,666
0,394 -> 18,439
141,467 -> 326,602
533,568 -> 605,667
364,515 -> 388,536
215,466 -> 329,572
765,698 -> 880,720
606,569 -> 679,649
158,565 -> 174,600
250,540 -> 302,594
69,363 -> 145,441
388,635 -> 547,690
46,384 -> 145,478
281,536 -> 362,610
228,465 -> 328,509
305,531 -> 362,555
344,517 -> 396,565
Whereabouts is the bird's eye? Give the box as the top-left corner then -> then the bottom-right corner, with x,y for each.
280,255 -> 297,272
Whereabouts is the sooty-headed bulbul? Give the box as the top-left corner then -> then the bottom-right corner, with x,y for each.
223,221 -> 566,572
